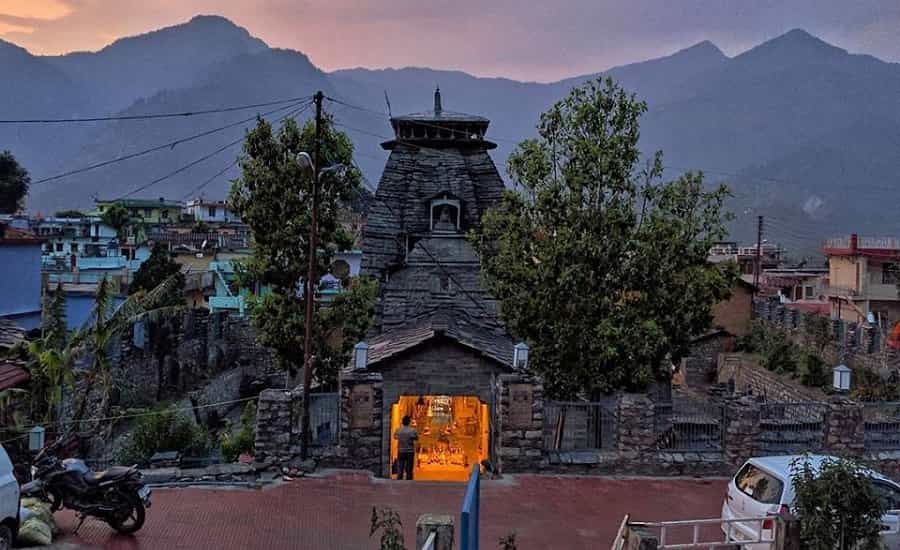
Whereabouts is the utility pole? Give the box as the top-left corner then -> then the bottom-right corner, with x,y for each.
301,90 -> 324,460
753,215 -> 764,297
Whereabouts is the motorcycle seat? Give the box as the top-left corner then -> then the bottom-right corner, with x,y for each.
84,466 -> 135,485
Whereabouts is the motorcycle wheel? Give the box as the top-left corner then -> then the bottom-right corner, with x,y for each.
0,525 -> 12,550
106,490 -> 146,535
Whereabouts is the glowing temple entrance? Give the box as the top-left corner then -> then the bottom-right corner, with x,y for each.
390,395 -> 489,482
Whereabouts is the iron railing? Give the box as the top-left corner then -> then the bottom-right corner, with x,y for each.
627,516 -> 778,549
864,402 -> 900,450
759,401 -> 827,452
654,399 -> 725,452
543,402 -> 616,451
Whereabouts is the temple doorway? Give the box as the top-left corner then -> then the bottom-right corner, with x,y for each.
389,395 -> 489,482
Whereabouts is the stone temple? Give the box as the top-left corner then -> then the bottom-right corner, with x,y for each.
351,88 -> 524,481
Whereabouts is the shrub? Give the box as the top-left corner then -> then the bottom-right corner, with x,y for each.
791,455 -> 884,550
800,352 -> 829,388
370,507 -> 406,550
220,402 -> 256,462
117,406 -> 211,465
499,533 -> 517,550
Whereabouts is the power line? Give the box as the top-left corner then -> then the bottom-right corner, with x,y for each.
0,95 -> 312,124
32,100 -> 310,186
119,101 -> 315,201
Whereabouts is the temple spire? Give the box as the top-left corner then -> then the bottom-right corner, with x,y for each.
434,85 -> 442,116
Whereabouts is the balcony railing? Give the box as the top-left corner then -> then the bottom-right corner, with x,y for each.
76,256 -> 127,270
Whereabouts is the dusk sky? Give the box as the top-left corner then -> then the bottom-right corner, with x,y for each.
2,0 -> 900,81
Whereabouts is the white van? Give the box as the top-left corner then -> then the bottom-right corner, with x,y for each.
722,455 -> 900,549
0,444 -> 20,550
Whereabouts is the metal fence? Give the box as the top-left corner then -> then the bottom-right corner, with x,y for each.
654,398 -> 725,451
759,401 -> 828,452
307,392 -> 340,447
543,402 -> 617,451
864,402 -> 900,450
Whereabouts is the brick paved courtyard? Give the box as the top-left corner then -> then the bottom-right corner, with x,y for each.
43,471 -> 727,549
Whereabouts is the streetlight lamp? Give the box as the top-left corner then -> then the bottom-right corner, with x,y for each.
833,363 -> 852,393
513,342 -> 529,370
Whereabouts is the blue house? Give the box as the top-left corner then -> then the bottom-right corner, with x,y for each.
0,223 -> 43,330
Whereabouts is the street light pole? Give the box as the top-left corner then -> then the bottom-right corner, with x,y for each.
301,90 -> 324,460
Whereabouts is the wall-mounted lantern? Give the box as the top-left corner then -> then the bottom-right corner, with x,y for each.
354,341 -> 369,370
513,342 -> 530,370
833,363 -> 852,393
29,426 -> 45,452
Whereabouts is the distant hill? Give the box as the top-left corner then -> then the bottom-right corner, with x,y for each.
3,17 -> 900,255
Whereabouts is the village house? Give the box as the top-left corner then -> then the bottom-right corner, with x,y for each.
184,198 -> 241,224
94,197 -> 183,225
0,222 -> 43,330
823,234 -> 900,325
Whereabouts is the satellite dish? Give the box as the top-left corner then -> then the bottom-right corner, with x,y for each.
331,259 -> 351,279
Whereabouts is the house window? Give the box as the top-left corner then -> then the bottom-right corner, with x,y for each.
71,243 -> 78,253
432,273 -> 452,294
144,208 -> 152,217
161,210 -> 169,219
804,286 -> 814,299
883,265 -> 900,285
208,206 -> 217,218
55,242 -> 63,252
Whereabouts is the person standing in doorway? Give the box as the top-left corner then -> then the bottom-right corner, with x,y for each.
394,415 -> 418,480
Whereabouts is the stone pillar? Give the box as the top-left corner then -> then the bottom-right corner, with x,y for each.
616,394 -> 655,461
497,374 -> 544,473
339,372 -> 384,475
254,388 -> 296,464
416,514 -> 454,550
724,396 -> 761,466
824,396 -> 865,458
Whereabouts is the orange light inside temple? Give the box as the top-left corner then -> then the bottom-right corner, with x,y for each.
390,395 -> 489,482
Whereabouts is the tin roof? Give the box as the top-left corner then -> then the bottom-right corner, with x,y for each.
0,318 -> 26,349
0,360 -> 28,391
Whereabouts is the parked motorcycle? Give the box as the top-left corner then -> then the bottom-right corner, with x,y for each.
21,440 -> 151,535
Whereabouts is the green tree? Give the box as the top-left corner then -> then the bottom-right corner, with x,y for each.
42,282 -> 68,351
0,150 -> 29,214
54,210 -> 85,218
129,243 -> 185,306
474,78 -> 735,398
100,202 -> 131,241
229,115 -> 377,387
69,276 -> 182,429
791,456 -> 885,549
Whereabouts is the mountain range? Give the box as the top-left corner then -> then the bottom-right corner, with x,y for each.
3,15 -> 900,252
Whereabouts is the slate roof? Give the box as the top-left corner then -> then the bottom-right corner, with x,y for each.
0,318 -> 25,350
362,319 -> 514,369
0,359 -> 28,391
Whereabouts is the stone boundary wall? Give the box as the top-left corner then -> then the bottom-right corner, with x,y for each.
717,353 -> 824,403
254,373 -> 900,479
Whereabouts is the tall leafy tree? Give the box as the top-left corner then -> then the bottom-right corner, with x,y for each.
229,115 -> 377,387
474,78 -> 735,398
0,150 -> 29,214
100,202 -> 131,241
129,243 -> 185,306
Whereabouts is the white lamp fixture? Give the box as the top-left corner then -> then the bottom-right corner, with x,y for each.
833,363 -> 852,393
354,341 -> 369,370
513,342 -> 530,370
28,426 -> 45,452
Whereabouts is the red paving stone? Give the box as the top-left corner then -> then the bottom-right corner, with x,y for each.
48,472 -> 728,549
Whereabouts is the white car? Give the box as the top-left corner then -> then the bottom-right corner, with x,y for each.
722,455 -> 900,549
0,444 -> 20,550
